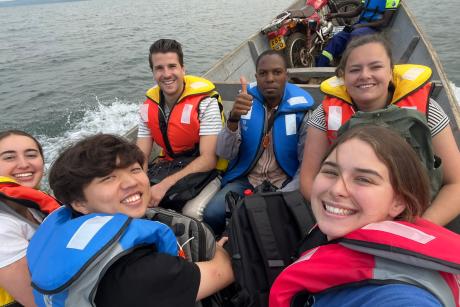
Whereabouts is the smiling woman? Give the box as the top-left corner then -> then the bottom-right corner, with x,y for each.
0,130 -> 60,307
300,33 -> 460,228
0,130 -> 44,189
270,125 -> 460,307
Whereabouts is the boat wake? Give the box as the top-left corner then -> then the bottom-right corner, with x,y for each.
37,97 -> 139,190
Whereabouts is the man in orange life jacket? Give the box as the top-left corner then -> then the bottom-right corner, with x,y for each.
137,39 -> 223,207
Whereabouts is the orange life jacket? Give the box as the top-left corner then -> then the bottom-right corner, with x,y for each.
321,64 -> 432,142
142,76 -> 217,160
0,177 -> 61,214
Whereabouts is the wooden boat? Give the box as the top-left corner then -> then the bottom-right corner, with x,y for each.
125,0 -> 460,144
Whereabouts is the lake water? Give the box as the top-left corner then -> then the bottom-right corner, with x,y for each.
0,0 -> 459,184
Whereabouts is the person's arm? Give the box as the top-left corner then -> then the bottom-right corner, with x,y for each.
353,9 -> 396,29
216,125 -> 241,160
423,125 -> 460,225
0,257 -> 36,307
149,134 -> 218,206
299,126 -> 329,200
328,5 -> 363,20
195,245 -> 234,301
136,137 -> 154,170
136,104 -> 156,170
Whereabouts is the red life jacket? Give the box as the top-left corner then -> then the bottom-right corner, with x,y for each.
321,64 -> 432,142
0,177 -> 61,214
270,219 -> 460,307
142,75 -> 216,160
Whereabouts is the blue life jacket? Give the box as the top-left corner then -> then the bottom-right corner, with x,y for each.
222,82 -> 314,185
27,207 -> 178,307
358,0 -> 399,24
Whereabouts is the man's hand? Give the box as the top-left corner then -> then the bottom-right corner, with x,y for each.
149,181 -> 171,207
227,76 -> 253,131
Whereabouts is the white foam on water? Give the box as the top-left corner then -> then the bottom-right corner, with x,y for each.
37,97 -> 139,191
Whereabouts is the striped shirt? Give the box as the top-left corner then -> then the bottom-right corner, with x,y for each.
308,98 -> 449,137
137,97 -> 223,138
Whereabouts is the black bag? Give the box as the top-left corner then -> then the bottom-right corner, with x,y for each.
145,207 -> 216,262
227,191 -> 316,307
148,158 -> 219,211
145,208 -> 229,307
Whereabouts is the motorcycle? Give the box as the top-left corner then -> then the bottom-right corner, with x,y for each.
261,0 -> 361,68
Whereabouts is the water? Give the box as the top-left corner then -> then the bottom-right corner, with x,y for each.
0,0 -> 459,184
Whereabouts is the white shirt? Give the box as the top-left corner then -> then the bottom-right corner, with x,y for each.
0,206 -> 42,268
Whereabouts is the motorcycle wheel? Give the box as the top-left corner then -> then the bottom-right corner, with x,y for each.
285,32 -> 316,68
328,0 -> 362,26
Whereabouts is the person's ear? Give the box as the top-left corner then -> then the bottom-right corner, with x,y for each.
70,200 -> 90,215
389,196 -> 406,218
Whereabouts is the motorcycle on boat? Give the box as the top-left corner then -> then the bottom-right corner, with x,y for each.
261,0 -> 361,68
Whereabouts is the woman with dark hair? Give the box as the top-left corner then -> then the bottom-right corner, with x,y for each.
271,126 -> 460,306
300,33 -> 460,227
0,130 -> 60,307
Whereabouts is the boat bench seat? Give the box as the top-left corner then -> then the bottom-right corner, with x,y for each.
287,67 -> 336,79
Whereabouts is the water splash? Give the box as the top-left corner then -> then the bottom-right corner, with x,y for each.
37,97 -> 139,190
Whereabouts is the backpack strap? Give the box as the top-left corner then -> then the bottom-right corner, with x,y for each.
282,191 -> 316,237
245,194 -> 286,283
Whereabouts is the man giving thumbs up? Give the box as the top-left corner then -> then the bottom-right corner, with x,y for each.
203,50 -> 315,236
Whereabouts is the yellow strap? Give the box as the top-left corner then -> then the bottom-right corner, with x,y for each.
0,176 -> 17,184
0,287 -> 15,306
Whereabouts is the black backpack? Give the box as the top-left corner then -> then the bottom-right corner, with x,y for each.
226,191 -> 316,307
145,208 -> 231,307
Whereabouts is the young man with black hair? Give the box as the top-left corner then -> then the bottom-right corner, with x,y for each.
27,134 -> 233,307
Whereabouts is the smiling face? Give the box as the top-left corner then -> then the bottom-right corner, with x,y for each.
151,52 -> 185,102
311,138 -> 405,240
71,162 -> 150,218
343,42 -> 393,111
0,134 -> 44,188
255,53 -> 287,106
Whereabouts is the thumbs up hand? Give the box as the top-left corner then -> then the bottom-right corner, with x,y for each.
228,76 -> 253,124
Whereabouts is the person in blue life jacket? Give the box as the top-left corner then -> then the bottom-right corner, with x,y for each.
0,130 -> 61,307
270,125 -> 460,307
317,0 -> 400,67
203,50 -> 315,236
27,134 -> 234,307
